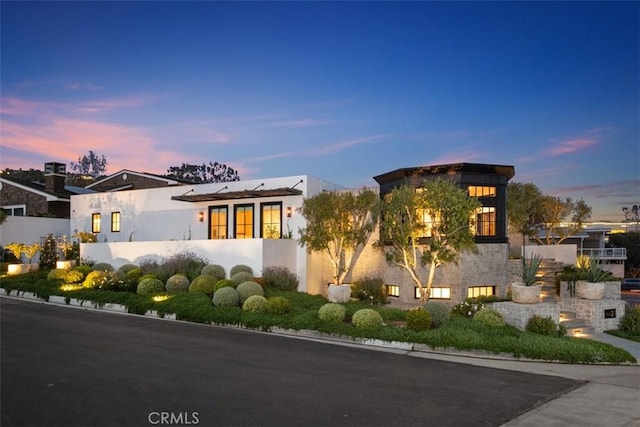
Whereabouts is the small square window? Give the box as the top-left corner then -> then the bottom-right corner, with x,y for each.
467,286 -> 495,299
415,287 -> 451,300
386,285 -> 400,297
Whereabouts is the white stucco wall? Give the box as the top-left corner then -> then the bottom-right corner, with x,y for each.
0,216 -> 70,247
524,244 -> 577,266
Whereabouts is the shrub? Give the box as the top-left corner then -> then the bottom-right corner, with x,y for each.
261,266 -> 299,291
214,279 -> 235,292
117,264 -> 138,274
230,271 -> 254,287
406,309 -> 431,331
236,281 -> 264,303
351,309 -> 384,329
165,274 -> 190,292
74,264 -> 92,276
64,269 -> 85,284
352,276 -> 387,305
83,271 -> 106,288
318,303 -> 346,322
526,315 -> 558,337
452,299 -> 486,318
213,287 -> 240,307
188,275 -> 218,296
422,302 -> 450,328
201,264 -> 226,281
137,278 -> 165,295
125,268 -> 143,284
48,269 -> 69,281
619,307 -> 640,336
230,264 -> 253,277
265,296 -> 292,315
39,234 -> 58,270
473,308 -> 505,327
242,295 -> 268,313
139,252 -> 208,282
92,262 -> 114,272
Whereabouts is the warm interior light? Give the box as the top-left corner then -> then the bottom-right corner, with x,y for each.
197,211 -> 204,222
286,207 -> 292,218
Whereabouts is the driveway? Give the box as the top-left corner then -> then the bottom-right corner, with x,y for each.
1,298 -> 582,427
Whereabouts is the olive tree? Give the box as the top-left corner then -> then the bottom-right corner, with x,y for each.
298,188 -> 380,285
378,179 -> 480,302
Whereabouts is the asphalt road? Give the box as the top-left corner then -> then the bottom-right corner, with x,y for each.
1,298 -> 582,427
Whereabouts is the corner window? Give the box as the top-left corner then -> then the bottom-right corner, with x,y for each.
92,213 -> 101,233
468,286 -> 495,299
261,202 -> 282,239
111,212 -> 121,232
234,204 -> 254,239
209,206 -> 228,240
414,287 -> 451,300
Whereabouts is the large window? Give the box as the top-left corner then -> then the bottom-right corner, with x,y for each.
234,205 -> 254,239
261,202 -> 282,239
210,206 -> 228,240
92,213 -> 101,233
473,207 -> 496,236
111,212 -> 121,232
414,287 -> 451,300
468,186 -> 496,197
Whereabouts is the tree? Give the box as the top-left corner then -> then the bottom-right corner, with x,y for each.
70,151 -> 108,179
378,179 -> 480,303
165,162 -> 240,183
298,188 -> 380,285
507,182 -> 544,243
608,232 -> 640,277
531,196 -> 591,245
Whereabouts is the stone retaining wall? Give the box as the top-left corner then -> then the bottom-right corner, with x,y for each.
559,298 -> 626,333
493,301 -> 560,330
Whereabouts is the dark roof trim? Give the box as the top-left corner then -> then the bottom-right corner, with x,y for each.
373,163 -> 515,184
171,187 -> 303,202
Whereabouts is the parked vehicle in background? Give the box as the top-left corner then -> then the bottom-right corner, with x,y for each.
621,278 -> 640,291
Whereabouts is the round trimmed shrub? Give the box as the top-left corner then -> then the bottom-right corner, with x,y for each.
213,286 -> 240,307
526,315 -> 557,336
125,268 -> 143,284
406,308 -> 431,331
422,301 -> 450,328
230,271 -> 254,287
188,275 -> 218,296
64,269 -> 85,284
261,266 -> 299,291
48,268 -> 69,281
201,264 -> 226,281
117,264 -> 138,274
619,307 -> 640,336
318,303 -> 346,322
230,264 -> 253,277
165,274 -> 190,292
214,279 -> 235,292
137,278 -> 165,295
236,281 -> 264,303
473,308 -> 505,327
83,270 -> 106,288
242,295 -> 268,313
265,296 -> 292,315
352,309 -> 384,329
74,264 -> 92,276
92,262 -> 114,272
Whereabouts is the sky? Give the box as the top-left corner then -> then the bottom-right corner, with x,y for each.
1,1 -> 638,222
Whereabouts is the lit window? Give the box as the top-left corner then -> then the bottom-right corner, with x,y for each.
468,286 -> 495,298
386,285 -> 400,297
473,207 -> 496,236
234,205 -> 254,239
92,213 -> 101,233
261,203 -> 281,239
111,212 -> 121,232
210,206 -> 228,240
415,287 -> 451,300
468,186 -> 496,197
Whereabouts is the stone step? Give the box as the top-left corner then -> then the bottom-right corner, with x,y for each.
559,310 -> 576,321
564,325 -> 595,337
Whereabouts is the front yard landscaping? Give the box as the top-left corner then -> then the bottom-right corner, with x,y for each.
1,267 -> 637,365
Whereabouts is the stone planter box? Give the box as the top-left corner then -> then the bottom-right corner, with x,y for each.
559,298 -> 626,333
327,284 -> 351,303
575,281 -> 605,300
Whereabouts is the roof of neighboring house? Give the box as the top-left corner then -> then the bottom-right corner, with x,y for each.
85,169 -> 185,190
0,176 -> 86,201
373,163 -> 516,184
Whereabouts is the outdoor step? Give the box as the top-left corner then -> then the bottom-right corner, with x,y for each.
565,325 -> 595,337
559,311 -> 576,321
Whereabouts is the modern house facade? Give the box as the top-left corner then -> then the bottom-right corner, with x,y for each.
71,162 -> 517,305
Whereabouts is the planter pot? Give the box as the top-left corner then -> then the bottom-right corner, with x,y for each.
575,281 -> 605,300
7,264 -> 30,276
327,284 -> 351,303
56,260 -> 77,270
510,282 -> 542,304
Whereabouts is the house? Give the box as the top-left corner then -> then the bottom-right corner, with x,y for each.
85,169 -> 184,192
72,162 -> 516,305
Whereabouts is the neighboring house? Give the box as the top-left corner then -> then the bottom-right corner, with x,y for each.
85,169 -> 184,192
72,162 -> 516,305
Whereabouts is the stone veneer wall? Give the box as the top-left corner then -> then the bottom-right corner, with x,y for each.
559,298 -> 626,333
559,281 -> 621,300
493,302 -> 560,330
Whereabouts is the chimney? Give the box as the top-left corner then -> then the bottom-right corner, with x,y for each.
44,162 -> 66,194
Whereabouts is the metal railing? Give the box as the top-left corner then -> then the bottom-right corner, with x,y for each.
578,248 -> 627,260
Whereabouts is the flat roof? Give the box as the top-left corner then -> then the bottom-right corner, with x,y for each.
373,163 -> 515,184
171,187 -> 303,202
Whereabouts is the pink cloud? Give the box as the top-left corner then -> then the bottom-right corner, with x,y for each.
542,138 -> 596,156
267,118 -> 332,128
429,151 -> 483,165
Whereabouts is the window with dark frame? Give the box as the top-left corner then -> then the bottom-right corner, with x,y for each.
92,213 -> 101,233
234,204 -> 254,239
261,202 -> 282,239
209,206 -> 228,240
467,286 -> 495,298
111,212 -> 121,232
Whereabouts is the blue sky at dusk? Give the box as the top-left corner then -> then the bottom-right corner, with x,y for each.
1,1 -> 638,222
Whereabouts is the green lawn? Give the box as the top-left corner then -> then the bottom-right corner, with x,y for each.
1,270 -> 637,365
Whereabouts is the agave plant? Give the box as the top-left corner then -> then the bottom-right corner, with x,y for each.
519,254 -> 544,286
579,255 -> 610,283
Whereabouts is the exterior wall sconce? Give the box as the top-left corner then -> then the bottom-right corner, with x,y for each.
286,207 -> 292,218
198,212 -> 204,222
